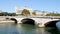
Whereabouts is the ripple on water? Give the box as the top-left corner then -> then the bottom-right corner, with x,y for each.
0,23 -> 60,34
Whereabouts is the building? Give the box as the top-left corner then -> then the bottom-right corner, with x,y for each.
15,6 -> 22,15
0,10 -> 3,13
15,6 -> 49,16
34,10 -> 48,16
15,6 -> 33,16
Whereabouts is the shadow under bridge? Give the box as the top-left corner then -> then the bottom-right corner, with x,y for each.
21,18 -> 35,25
45,20 -> 60,27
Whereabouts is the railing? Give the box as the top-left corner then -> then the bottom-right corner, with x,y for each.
0,16 -> 60,19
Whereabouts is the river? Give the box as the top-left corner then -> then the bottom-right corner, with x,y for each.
0,22 -> 60,34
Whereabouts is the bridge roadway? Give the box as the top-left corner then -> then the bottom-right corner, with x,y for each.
1,16 -> 60,27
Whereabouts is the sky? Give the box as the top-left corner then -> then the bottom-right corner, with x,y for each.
0,0 -> 60,13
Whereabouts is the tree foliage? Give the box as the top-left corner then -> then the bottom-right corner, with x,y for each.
0,12 -> 17,16
22,9 -> 30,16
32,11 -> 36,15
46,13 -> 60,16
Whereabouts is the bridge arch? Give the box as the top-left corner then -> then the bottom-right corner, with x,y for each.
45,20 -> 60,27
21,18 -> 35,25
10,18 -> 17,24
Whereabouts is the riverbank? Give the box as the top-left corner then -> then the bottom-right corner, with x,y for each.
0,17 -> 15,24
0,20 -> 15,24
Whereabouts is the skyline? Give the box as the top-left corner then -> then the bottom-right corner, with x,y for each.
0,0 -> 60,13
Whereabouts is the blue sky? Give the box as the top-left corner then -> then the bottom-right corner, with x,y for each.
0,0 -> 60,13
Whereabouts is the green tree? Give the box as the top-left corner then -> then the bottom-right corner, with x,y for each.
22,9 -> 30,16
46,13 -> 60,16
32,11 -> 36,15
0,12 -> 8,16
0,12 -> 17,16
7,13 -> 17,16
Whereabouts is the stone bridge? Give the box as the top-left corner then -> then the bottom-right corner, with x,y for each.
6,16 -> 60,27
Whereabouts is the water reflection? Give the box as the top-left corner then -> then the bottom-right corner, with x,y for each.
0,23 -> 60,34
45,27 -> 60,34
35,28 -> 51,34
16,24 -> 60,34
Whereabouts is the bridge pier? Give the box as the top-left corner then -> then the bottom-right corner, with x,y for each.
37,23 -> 45,27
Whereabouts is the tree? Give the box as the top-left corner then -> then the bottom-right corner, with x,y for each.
8,13 -> 17,16
21,9 -> 30,16
0,12 -> 17,16
0,12 -> 8,16
46,13 -> 60,16
32,11 -> 36,15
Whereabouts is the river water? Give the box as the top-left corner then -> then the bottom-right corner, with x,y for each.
0,22 -> 60,34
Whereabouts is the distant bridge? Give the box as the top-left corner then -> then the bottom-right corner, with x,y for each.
4,16 -> 60,27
